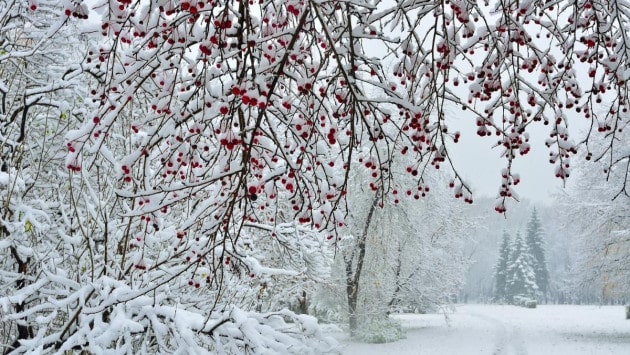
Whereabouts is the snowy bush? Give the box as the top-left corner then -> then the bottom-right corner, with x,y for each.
310,302 -> 346,325
513,296 -> 537,308
355,317 -> 405,344
524,300 -> 537,309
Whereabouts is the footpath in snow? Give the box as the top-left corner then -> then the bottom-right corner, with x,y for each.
336,304 -> 630,354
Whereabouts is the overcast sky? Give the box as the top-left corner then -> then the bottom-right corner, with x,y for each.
449,112 -> 591,205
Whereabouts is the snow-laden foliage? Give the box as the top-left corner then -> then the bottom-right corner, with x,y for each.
554,130 -> 630,303
0,1 -> 88,351
506,232 -> 538,301
493,231 -> 512,303
525,209 -> 550,297
317,166 -> 471,334
493,212 -> 550,303
2,0 -> 630,352
354,317 -> 404,344
0,1 -> 336,353
68,0 -> 630,238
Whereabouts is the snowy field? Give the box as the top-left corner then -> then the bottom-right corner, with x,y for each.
335,304 -> 630,354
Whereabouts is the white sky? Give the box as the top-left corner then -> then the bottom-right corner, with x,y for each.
449,112 -> 591,204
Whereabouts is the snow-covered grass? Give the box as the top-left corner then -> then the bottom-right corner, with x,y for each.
334,304 -> 630,354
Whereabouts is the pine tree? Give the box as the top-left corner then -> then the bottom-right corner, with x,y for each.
493,231 -> 511,303
526,209 -> 550,298
506,232 -> 538,302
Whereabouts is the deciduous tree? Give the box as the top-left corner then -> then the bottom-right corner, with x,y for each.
554,134 -> 630,303
339,167 -> 469,335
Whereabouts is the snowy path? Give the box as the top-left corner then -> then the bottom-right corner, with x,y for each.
336,304 -> 630,354
465,310 -> 527,355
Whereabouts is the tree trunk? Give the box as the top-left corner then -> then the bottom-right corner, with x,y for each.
297,291 -> 308,314
345,188 -> 381,336
6,245 -> 32,355
387,244 -> 404,311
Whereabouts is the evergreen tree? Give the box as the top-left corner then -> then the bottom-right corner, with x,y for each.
526,209 -> 550,298
506,232 -> 538,302
493,231 -> 511,303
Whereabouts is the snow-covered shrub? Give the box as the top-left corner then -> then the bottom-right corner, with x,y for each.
355,317 -> 405,344
310,301 -> 346,324
513,296 -> 537,308
525,299 -> 537,308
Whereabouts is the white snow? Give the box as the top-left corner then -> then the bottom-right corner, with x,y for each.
335,304 -> 630,354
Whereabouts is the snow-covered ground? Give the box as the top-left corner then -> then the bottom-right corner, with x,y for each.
335,304 -> 630,354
